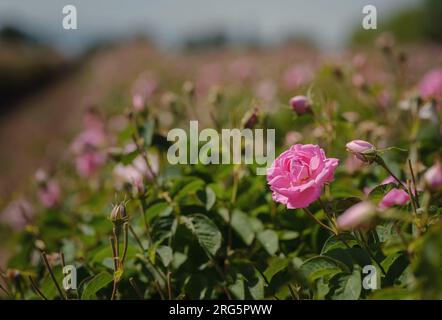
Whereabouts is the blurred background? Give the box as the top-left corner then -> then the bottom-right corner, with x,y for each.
1,0 -> 442,266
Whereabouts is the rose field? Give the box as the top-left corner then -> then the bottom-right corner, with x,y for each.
1,4 -> 442,301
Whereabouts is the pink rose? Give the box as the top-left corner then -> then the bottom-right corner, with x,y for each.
379,188 -> 410,209
337,201 -> 377,230
424,161 -> 442,190
419,68 -> 442,100
267,144 -> 339,209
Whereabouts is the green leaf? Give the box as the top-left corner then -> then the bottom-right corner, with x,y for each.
301,256 -> 349,282
263,258 -> 289,283
205,186 -> 216,211
231,210 -> 255,245
257,230 -> 279,255
183,214 -> 222,256
141,118 -> 155,147
145,202 -> 173,223
321,233 -> 358,254
369,183 -> 396,204
157,245 -> 173,267
329,266 -> 362,300
81,272 -> 113,300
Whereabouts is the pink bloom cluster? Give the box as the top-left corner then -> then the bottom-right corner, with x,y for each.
71,109 -> 107,178
419,68 -> 442,100
267,144 -> 338,209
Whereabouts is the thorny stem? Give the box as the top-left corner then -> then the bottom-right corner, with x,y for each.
406,180 -> 422,236
302,207 -> 336,235
121,223 -> 129,265
113,227 -> 120,260
109,235 -> 119,300
408,159 -> 420,207
41,252 -> 67,300
129,225 -> 145,253
109,236 -> 118,271
376,156 -> 407,190
28,276 -> 48,300
60,252 -> 66,269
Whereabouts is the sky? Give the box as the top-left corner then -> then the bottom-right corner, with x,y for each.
0,0 -> 420,54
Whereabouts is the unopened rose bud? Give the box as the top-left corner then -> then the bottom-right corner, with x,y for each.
242,108 -> 259,129
110,203 -> 128,225
337,201 -> 377,230
424,161 -> 442,190
289,95 -> 312,116
379,188 -> 410,210
346,140 -> 377,163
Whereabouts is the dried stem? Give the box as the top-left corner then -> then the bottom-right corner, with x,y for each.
28,276 -> 48,300
129,277 -> 143,299
41,252 -> 66,300
408,159 -> 420,207
167,272 -> 173,300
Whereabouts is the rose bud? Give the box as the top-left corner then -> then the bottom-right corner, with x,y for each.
242,108 -> 259,129
337,201 -> 377,230
289,95 -> 312,116
110,203 -> 128,225
379,188 -> 410,210
346,140 -> 377,163
424,161 -> 442,190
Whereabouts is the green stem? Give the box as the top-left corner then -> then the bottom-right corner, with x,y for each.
302,207 -> 336,235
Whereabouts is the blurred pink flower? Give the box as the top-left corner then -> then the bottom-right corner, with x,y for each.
38,181 -> 61,209
113,154 -> 158,195
379,188 -> 410,209
132,71 -> 158,106
255,80 -> 277,103
377,90 -> 391,109
75,150 -> 106,178
132,93 -> 146,111
267,144 -> 338,209
419,68 -> 442,100
337,201 -> 377,230
0,199 -> 34,231
229,58 -> 254,82
344,154 -> 365,175
352,73 -> 366,88
284,131 -> 303,146
282,65 -> 313,90
290,95 -> 311,115
424,161 -> 442,190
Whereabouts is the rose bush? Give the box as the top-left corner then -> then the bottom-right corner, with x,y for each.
1,36 -> 442,300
